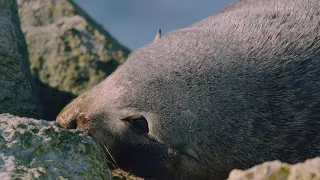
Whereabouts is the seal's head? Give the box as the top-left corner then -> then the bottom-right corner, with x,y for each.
57,30 -> 210,179
57,0 -> 320,179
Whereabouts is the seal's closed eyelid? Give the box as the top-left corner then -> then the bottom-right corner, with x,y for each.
122,115 -> 149,134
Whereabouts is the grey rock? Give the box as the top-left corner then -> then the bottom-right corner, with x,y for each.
0,0 -> 41,118
228,158 -> 320,180
0,113 -> 112,180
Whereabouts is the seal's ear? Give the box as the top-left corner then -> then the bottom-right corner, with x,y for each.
153,29 -> 161,43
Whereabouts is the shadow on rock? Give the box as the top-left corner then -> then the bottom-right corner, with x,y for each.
35,78 -> 76,121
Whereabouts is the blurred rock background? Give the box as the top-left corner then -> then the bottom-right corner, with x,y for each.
18,0 -> 130,120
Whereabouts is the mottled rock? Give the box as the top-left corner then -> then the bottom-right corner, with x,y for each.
17,0 -> 130,120
228,158 -> 320,180
0,0 -> 41,118
0,113 -> 112,180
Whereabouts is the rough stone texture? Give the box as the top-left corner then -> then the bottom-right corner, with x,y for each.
0,0 -> 41,118
0,113 -> 112,180
228,158 -> 320,180
17,0 -> 130,120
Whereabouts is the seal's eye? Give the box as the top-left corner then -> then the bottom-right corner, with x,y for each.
122,115 -> 149,134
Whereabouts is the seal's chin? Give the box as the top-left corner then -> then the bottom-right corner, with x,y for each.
91,125 -> 169,176
92,124 -> 205,180
112,141 -> 172,177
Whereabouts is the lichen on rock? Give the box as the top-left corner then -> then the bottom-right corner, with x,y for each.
0,114 -> 112,180
228,158 -> 320,180
18,0 -> 130,95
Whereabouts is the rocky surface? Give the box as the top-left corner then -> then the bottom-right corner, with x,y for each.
0,113 -> 112,179
17,0 -> 130,120
0,0 -> 41,118
228,157 -> 320,180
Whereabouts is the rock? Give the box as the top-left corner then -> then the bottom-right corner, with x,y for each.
0,0 -> 41,118
228,158 -> 320,180
0,113 -> 112,180
17,0 -> 130,120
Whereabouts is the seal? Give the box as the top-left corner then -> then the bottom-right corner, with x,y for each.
56,0 -> 320,179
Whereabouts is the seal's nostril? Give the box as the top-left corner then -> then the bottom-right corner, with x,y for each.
65,118 -> 77,129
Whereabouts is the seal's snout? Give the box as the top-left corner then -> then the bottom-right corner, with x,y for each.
56,104 -> 78,129
57,115 -> 77,129
56,100 -> 93,136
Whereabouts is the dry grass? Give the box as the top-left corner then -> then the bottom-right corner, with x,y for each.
112,169 -> 144,180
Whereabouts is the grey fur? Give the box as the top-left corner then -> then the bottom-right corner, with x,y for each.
57,0 -> 320,179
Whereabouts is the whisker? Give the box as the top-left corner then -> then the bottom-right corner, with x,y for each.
101,142 -> 119,168
94,132 -> 119,169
